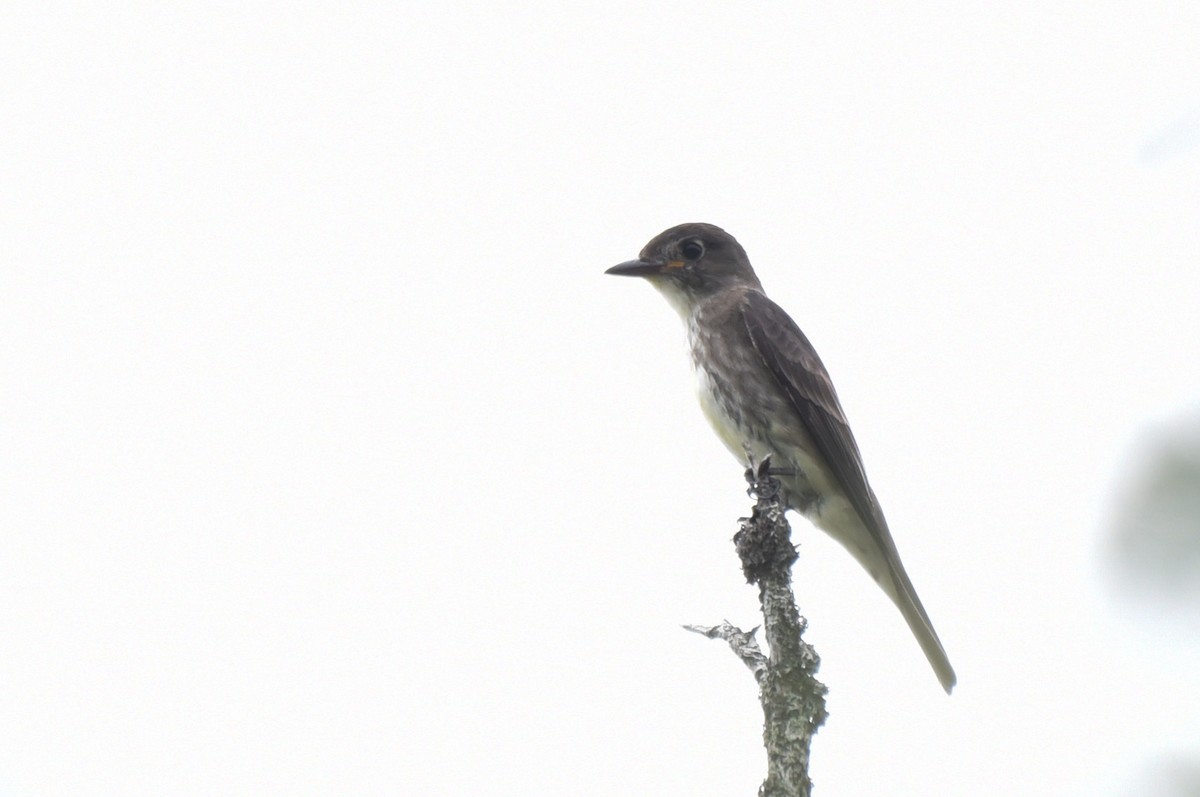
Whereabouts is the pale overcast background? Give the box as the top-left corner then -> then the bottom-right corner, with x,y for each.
3,3 -> 1199,796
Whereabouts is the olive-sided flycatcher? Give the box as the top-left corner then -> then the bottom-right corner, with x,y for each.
606,222 -> 956,693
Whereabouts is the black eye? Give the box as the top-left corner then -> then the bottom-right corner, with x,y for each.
680,239 -> 705,260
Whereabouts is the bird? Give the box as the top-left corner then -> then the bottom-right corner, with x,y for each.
606,222 -> 956,693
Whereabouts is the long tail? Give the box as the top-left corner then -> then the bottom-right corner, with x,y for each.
885,561 -> 957,694
810,501 -> 956,692
819,509 -> 956,692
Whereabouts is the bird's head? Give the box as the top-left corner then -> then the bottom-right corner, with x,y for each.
606,223 -> 762,316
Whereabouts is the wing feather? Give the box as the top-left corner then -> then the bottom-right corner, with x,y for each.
739,289 -> 955,692
739,291 -> 889,541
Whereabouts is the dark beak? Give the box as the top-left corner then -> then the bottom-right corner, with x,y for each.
605,258 -> 666,277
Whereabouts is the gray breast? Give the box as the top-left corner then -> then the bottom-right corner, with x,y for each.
687,305 -> 821,511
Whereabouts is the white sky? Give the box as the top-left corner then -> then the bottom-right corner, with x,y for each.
2,3 -> 1199,795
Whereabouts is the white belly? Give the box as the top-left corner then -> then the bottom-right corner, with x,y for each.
694,366 -> 770,463
692,355 -> 850,535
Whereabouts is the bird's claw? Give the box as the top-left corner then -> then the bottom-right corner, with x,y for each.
744,454 -> 793,500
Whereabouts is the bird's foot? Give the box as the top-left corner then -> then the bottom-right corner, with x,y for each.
743,454 -> 794,500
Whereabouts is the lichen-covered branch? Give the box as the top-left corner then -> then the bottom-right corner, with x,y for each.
682,621 -> 767,683
689,457 -> 828,797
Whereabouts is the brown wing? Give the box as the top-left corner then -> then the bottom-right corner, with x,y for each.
739,290 -> 891,541
740,290 -> 956,692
